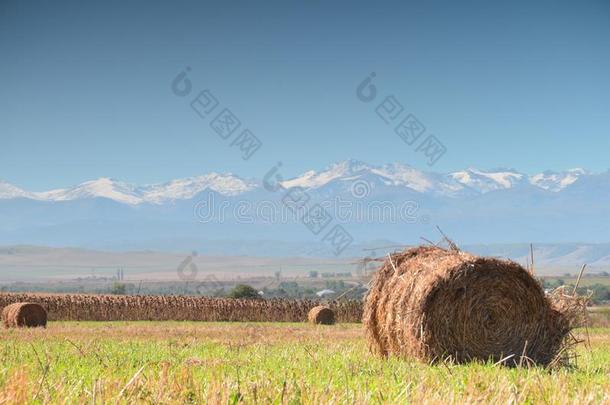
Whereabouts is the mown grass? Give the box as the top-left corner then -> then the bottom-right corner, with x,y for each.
0,322 -> 608,404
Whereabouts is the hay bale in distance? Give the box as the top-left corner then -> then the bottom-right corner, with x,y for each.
363,246 -> 579,366
2,302 -> 47,328
308,305 -> 336,325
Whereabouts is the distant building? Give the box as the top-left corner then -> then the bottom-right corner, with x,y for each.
316,289 -> 335,298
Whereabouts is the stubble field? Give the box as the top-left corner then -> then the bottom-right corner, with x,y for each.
0,322 -> 608,404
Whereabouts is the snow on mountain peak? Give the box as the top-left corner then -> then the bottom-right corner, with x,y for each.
36,178 -> 143,205
281,160 -> 372,189
0,180 -> 32,199
529,169 -> 588,192
281,160 -> 462,195
0,162 -> 595,205
142,173 -> 256,203
449,168 -> 525,192
280,161 -> 589,196
0,174 -> 255,205
371,163 -> 438,192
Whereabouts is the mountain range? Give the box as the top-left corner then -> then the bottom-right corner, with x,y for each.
1,159 -> 610,256
0,160 -> 591,204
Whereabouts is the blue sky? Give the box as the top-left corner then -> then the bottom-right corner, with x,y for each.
1,0 -> 609,190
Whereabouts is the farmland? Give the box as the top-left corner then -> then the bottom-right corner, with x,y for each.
0,256 -> 608,403
0,293 -> 363,323
0,322 -> 608,404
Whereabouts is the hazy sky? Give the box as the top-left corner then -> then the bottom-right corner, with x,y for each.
1,0 -> 609,189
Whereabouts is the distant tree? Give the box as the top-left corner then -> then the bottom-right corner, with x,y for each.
303,288 -> 315,296
589,284 -> 610,303
110,282 -> 127,295
228,284 -> 260,299
309,271 -> 319,278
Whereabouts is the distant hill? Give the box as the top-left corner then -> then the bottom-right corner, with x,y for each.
0,243 -> 609,282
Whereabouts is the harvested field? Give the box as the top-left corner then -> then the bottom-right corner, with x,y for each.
0,322 -> 608,403
364,246 -> 587,366
0,293 -> 362,323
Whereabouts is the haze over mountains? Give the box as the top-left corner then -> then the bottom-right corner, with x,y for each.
1,160 -> 610,258
0,160 -> 592,204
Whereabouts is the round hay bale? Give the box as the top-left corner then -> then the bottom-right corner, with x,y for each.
308,305 -> 335,325
2,302 -> 47,328
363,246 -> 574,366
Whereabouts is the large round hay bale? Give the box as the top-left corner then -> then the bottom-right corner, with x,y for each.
308,305 -> 335,325
363,246 -> 574,366
2,302 -> 47,328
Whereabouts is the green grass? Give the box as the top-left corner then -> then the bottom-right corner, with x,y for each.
0,322 -> 608,404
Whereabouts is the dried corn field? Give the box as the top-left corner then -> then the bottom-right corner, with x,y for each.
0,293 -> 363,323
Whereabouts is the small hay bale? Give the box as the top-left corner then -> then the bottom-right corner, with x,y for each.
308,305 -> 335,325
363,246 -> 583,366
2,302 -> 48,328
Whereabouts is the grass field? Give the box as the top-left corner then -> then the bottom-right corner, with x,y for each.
0,322 -> 608,404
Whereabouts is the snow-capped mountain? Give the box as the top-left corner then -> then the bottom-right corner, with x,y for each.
0,161 -> 602,206
371,163 -> 464,195
281,159 -> 439,191
1,160 -> 610,251
449,168 -> 527,193
279,160 -> 465,196
37,178 -> 143,205
280,160 -> 591,196
0,174 -> 256,205
0,180 -> 32,199
529,169 -> 588,192
280,160 -> 364,189
141,173 -> 256,204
